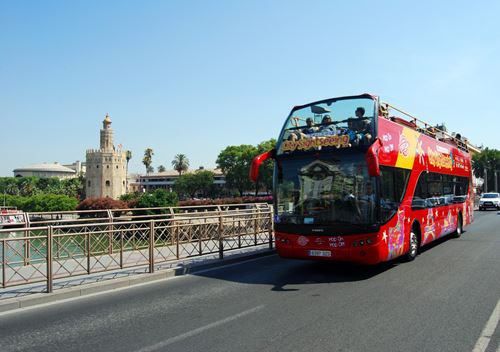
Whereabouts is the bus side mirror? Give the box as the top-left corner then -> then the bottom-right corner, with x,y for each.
250,149 -> 275,182
365,138 -> 382,177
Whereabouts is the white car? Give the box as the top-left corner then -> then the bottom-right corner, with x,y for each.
478,192 -> 500,210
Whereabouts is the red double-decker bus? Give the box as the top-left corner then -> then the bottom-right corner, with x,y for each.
251,94 -> 477,264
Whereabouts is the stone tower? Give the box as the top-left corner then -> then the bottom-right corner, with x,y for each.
85,114 -> 127,199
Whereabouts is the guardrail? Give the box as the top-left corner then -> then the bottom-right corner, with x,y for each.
0,203 -> 273,293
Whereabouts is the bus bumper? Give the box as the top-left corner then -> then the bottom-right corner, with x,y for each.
275,232 -> 382,265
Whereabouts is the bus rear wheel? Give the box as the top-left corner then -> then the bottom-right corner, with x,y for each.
405,230 -> 418,261
453,213 -> 463,238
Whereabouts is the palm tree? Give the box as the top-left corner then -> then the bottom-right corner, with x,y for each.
143,148 -> 154,175
125,150 -> 132,192
172,154 -> 189,176
157,165 -> 166,173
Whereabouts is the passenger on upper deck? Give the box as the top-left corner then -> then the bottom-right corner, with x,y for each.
319,115 -> 336,134
302,117 -> 319,134
287,117 -> 318,141
347,107 -> 372,146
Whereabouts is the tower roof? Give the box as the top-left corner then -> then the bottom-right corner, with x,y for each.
13,163 -> 76,174
103,114 -> 112,128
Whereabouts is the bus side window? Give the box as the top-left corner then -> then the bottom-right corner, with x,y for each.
380,166 -> 410,222
413,172 -> 469,209
412,172 -> 428,209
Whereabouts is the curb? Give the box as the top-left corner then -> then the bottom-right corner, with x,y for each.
0,248 -> 276,314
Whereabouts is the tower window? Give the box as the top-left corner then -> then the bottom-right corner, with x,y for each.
106,180 -> 110,186
88,181 -> 91,186
107,165 -> 109,169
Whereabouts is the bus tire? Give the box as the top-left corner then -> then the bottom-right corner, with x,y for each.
453,213 -> 463,238
405,228 -> 419,261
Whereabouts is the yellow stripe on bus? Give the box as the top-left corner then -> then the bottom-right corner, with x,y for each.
395,127 -> 420,169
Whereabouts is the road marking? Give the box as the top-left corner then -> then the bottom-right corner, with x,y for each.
136,305 -> 264,352
473,298 -> 500,352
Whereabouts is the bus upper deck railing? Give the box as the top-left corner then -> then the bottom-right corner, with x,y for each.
380,101 -> 481,154
0,203 -> 274,294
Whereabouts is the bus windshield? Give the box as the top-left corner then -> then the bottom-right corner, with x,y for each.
277,97 -> 376,155
275,153 -> 377,226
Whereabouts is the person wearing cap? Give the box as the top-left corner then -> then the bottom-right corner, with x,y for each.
301,117 -> 319,135
319,115 -> 336,134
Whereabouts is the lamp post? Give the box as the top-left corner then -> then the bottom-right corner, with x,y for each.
484,168 -> 488,193
495,170 -> 498,193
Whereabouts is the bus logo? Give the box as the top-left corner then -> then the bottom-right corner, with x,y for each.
297,236 -> 309,246
399,134 -> 409,157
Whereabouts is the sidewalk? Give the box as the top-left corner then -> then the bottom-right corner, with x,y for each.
0,244 -> 276,313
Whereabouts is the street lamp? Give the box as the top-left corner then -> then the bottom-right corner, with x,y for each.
495,170 -> 499,193
484,168 -> 488,193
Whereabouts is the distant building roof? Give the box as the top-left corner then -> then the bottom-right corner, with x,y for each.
13,163 -> 76,174
139,169 -> 223,178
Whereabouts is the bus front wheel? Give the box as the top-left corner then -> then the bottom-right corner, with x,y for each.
405,230 -> 419,261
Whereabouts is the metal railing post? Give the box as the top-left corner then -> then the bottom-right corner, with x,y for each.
120,229 -> 124,269
24,213 -> 31,266
238,219 -> 242,248
219,213 -> 224,259
268,209 -> 274,249
149,220 -> 155,273
175,221 -> 180,260
254,210 -> 260,246
107,209 -> 114,255
2,239 -> 5,288
199,218 -> 204,255
86,233 -> 91,274
47,226 -> 53,293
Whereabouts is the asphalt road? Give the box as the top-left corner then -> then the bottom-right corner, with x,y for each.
1,211 -> 499,352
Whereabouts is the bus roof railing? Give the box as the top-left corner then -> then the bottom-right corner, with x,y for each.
380,101 -> 481,154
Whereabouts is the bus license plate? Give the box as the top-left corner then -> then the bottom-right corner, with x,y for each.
308,250 -> 332,257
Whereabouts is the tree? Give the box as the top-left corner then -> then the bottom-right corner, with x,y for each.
126,150 -> 132,192
76,197 -> 128,217
60,176 -> 85,199
157,165 -> 166,173
172,154 -> 189,175
22,194 -> 78,212
174,170 -> 214,199
18,177 -> 39,197
134,189 -> 178,215
472,148 -> 500,192
216,144 -> 257,196
143,148 -> 154,174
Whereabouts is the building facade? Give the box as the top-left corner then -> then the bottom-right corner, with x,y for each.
129,168 -> 226,193
85,115 -> 127,199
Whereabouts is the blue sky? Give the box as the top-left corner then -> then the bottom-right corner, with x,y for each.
1,0 -> 499,176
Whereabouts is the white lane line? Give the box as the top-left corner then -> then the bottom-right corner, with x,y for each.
473,298 -> 500,352
136,305 -> 264,352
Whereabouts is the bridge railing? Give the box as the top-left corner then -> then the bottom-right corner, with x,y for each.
0,203 -> 273,293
